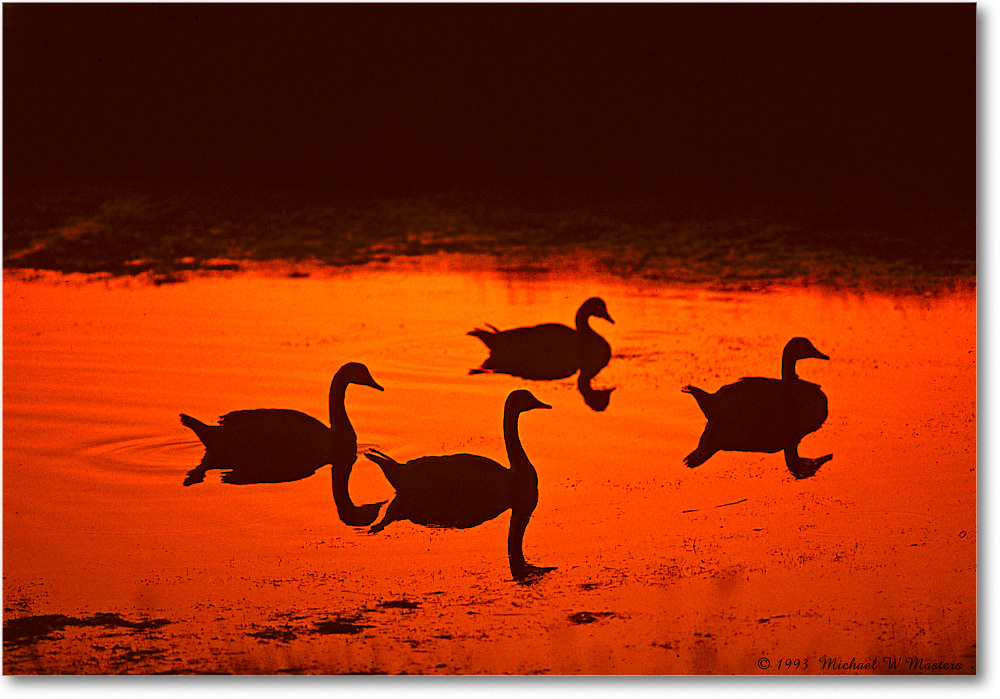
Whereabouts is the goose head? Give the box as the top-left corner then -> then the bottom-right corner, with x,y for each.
335,361 -> 384,392
784,337 -> 829,362
578,297 -> 614,325
506,389 -> 552,415
782,338 -> 829,379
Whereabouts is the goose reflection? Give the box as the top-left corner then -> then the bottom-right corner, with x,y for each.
365,390 -> 555,581
469,297 -> 615,411
578,361 -> 614,412
180,362 -> 387,526
682,337 -> 832,479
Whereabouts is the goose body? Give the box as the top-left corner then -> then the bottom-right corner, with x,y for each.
469,297 -> 614,380
180,362 -> 385,525
365,389 -> 555,580
368,453 -> 514,529
180,409 -> 336,484
685,378 -> 827,453
683,338 -> 831,478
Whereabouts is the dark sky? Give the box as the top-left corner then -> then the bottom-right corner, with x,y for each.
3,3 -> 975,220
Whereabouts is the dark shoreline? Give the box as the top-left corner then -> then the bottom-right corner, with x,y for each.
3,185 -> 975,291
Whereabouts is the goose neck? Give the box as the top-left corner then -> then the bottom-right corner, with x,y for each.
504,409 -> 536,484
575,308 -> 597,336
781,352 -> 800,381
328,379 -> 352,432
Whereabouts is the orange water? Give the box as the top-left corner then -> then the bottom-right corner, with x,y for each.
2,263 -> 976,674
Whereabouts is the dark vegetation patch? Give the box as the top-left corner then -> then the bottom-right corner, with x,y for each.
312,616 -> 374,635
3,186 -> 975,288
344,669 -> 390,675
246,612 -> 376,644
247,625 -> 299,643
568,611 -> 616,625
3,612 -> 171,650
152,669 -> 234,675
110,644 -> 168,663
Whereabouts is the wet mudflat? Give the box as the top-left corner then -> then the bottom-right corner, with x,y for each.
2,259 -> 976,674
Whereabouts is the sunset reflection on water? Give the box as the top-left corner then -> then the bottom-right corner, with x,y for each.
2,262 -> 975,674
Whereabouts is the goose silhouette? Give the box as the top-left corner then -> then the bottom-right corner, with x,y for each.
468,297 -> 614,382
682,337 -> 832,479
180,362 -> 387,526
365,389 -> 555,581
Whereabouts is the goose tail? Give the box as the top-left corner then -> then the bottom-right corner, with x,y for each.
681,385 -> 713,418
365,449 -> 403,487
180,414 -> 214,445
467,324 -> 501,346
365,448 -> 397,464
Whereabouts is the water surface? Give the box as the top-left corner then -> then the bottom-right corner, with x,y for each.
2,261 -> 976,674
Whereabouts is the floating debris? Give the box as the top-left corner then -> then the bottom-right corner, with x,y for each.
377,600 -> 421,610
682,498 -> 748,514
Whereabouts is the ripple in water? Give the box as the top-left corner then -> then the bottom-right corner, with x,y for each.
84,434 -> 391,486
81,434 -> 203,477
